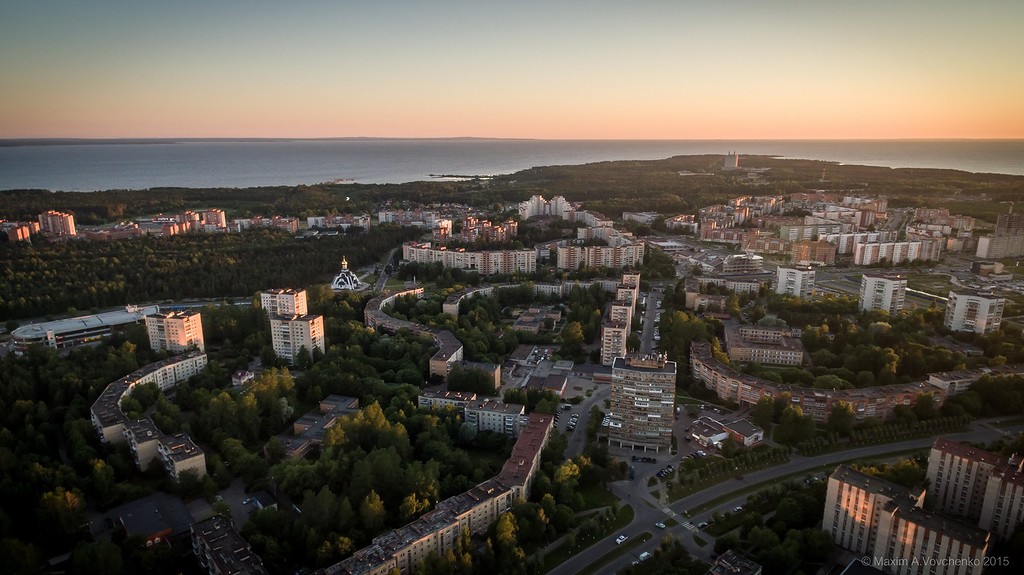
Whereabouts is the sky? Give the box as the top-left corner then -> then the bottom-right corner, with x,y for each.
1,1 -> 1022,139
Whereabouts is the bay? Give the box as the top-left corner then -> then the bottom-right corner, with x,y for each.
0,139 -> 1022,192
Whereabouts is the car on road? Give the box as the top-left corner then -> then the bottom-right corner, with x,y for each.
639,552 -> 652,562
698,521 -> 709,529
654,522 -> 666,529
733,506 -> 743,512
616,535 -> 628,545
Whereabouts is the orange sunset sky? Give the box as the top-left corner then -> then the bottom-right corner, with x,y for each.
1,1 -> 1022,139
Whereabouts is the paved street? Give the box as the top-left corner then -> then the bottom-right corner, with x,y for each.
548,421 -> 1017,575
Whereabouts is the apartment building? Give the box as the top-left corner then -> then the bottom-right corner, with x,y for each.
261,288 -> 309,316
269,314 -> 326,364
775,265 -> 815,299
928,438 -> 1024,539
944,290 -> 1005,334
158,433 -> 207,481
38,210 -> 77,236
145,310 -> 205,353
463,400 -> 527,437
600,321 -> 629,367
859,274 -> 907,315
790,240 -> 836,265
723,325 -> 805,366
192,516 -> 268,575
824,465 -> 920,555
608,355 -> 677,453
403,242 -> 538,274
721,253 -> 764,274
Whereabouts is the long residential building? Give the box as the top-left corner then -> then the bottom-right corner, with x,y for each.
556,242 -> 644,270
90,352 -> 208,482
403,242 -> 537,275
723,324 -> 805,366
146,310 -> 205,353
859,274 -> 907,315
608,354 -> 677,453
319,414 -> 553,575
944,290 -> 1005,334
690,343 -> 947,423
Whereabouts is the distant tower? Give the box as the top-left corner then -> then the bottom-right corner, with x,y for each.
723,152 -> 740,171
341,256 -> 349,270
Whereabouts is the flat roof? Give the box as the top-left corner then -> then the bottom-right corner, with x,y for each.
13,305 -> 160,340
113,492 -> 194,538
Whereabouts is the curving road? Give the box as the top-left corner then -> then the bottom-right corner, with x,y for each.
547,421 -> 1022,575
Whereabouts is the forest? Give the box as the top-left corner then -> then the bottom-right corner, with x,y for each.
0,224 -> 421,320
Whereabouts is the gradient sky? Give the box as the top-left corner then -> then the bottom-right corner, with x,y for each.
2,1 -> 1022,139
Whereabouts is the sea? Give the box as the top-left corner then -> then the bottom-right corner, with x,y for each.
0,139 -> 1022,192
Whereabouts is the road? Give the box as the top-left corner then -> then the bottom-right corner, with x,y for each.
548,421 -> 1018,575
372,247 -> 400,292
638,288 -> 662,355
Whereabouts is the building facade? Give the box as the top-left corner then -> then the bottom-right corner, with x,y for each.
608,355 -> 677,453
261,288 -> 309,316
269,314 -> 326,364
145,310 -> 205,353
775,265 -> 815,299
944,290 -> 1005,334
859,274 -> 907,315
38,210 -> 77,236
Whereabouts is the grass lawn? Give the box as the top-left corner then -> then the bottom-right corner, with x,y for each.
693,534 -> 708,547
579,485 -> 619,510
542,505 -> 636,574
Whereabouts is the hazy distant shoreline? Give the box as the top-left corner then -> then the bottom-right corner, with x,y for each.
1,139 -> 1022,191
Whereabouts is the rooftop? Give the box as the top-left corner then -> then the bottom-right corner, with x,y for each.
112,492 -> 194,539
613,354 -> 677,374
830,465 -> 912,500
192,516 -> 268,575
13,304 -> 160,341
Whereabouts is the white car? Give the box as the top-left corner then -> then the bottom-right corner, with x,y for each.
615,535 -> 628,545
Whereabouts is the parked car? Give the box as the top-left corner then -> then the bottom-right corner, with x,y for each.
616,535 -> 628,545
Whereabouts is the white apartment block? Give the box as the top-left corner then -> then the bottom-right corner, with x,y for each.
402,242 -> 537,275
270,314 -> 326,364
853,241 -> 923,265
929,438 -> 1024,541
608,355 -> 677,453
518,195 -> 571,220
600,322 -> 629,367
145,310 -> 205,353
463,400 -> 526,437
859,274 -> 907,315
944,290 -> 1004,334
775,265 -> 815,299
821,231 -> 898,255
556,243 -> 645,270
261,288 -> 309,316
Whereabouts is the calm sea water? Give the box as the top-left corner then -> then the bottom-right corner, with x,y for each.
0,139 -> 1022,192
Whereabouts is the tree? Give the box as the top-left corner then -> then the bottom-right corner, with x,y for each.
752,397 -> 774,429
360,490 -> 387,532
827,401 -> 856,436
38,487 -> 86,543
71,541 -> 124,575
776,405 -> 815,446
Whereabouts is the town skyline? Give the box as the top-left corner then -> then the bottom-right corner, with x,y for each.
2,1 -> 1022,140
